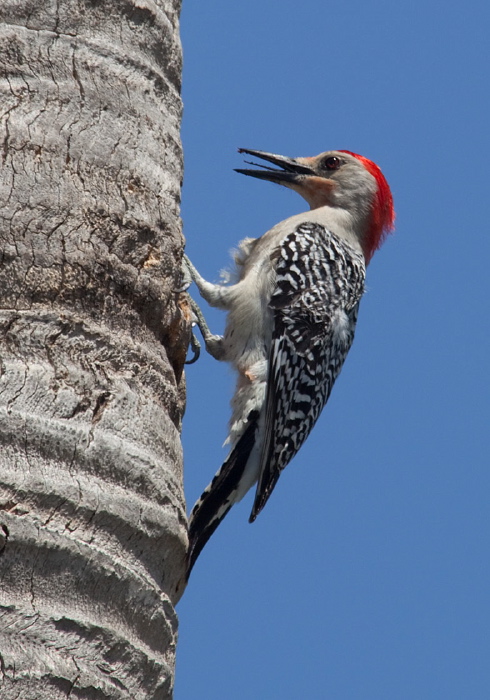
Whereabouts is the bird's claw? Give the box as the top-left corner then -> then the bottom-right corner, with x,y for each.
185,331 -> 201,364
175,257 -> 194,293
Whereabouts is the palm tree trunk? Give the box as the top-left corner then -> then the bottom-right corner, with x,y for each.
0,1 -> 187,698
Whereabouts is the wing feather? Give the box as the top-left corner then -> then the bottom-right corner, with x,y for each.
250,223 -> 365,521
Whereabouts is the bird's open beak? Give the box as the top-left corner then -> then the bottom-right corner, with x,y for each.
235,148 -> 315,184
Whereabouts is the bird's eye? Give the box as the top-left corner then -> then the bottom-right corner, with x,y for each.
324,156 -> 341,170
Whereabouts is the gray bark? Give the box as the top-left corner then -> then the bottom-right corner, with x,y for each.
0,0 -> 188,698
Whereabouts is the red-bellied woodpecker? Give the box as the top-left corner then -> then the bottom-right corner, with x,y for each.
184,148 -> 395,576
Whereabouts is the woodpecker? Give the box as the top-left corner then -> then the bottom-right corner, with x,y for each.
184,148 -> 394,576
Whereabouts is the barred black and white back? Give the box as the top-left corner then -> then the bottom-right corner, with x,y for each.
187,223 -> 365,573
251,223 -> 365,519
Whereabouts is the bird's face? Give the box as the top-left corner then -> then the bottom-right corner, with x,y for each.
236,148 -> 394,261
236,148 -> 377,212
293,150 -> 380,212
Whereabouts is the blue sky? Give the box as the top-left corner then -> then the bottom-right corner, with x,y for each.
175,1 -> 490,698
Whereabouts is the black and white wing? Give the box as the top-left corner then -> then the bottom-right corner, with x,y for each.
250,222 -> 366,521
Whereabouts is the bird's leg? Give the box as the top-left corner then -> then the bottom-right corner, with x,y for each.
182,255 -> 226,361
179,259 -> 202,363
183,254 -> 234,310
188,296 -> 225,361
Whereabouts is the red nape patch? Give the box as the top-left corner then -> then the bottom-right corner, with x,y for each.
339,151 -> 395,263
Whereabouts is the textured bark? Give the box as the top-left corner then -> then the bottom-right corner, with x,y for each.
0,0 -> 187,698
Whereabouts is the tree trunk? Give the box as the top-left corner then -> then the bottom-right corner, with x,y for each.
0,1 -> 187,698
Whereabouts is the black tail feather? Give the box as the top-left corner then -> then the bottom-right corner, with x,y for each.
186,412 -> 259,578
249,469 -> 281,523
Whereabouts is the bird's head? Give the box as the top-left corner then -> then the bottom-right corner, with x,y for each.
236,148 -> 395,262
